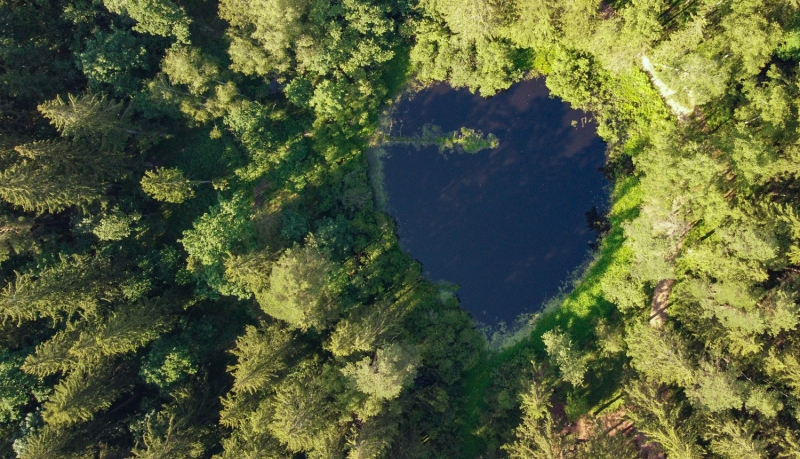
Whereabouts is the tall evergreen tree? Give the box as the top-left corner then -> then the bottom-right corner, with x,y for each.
102,0 -> 192,43
503,374 -> 572,459
141,167 -> 197,203
0,143 -> 101,214
625,380 -> 704,459
38,92 -> 135,150
268,361 -> 343,455
22,326 -> 82,377
227,323 -> 293,395
0,137 -> 127,214
0,256 -> 109,324
42,360 -> 129,427
256,240 -> 338,330
14,425 -> 75,459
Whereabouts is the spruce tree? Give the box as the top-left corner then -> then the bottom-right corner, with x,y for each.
37,93 -> 133,151
0,146 -> 100,214
0,256 -> 104,324
257,241 -> 338,330
42,360 -> 128,427
91,299 -> 174,357
345,414 -> 398,459
22,327 -> 81,377
14,139 -> 127,180
502,374 -> 572,459
268,361 -> 342,454
0,212 -> 35,263
224,250 -> 272,299
625,380 -> 704,459
216,429 -> 288,459
140,167 -> 197,203
706,417 -> 768,459
0,139 -> 127,214
131,410 -> 206,459
228,323 -> 292,394
14,425 -> 74,459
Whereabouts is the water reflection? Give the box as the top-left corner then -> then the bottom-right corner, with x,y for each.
382,79 -> 608,325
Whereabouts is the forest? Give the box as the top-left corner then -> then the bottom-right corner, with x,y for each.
1,0 -> 800,458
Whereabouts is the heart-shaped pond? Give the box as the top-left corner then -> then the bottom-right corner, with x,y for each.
380,79 -> 608,325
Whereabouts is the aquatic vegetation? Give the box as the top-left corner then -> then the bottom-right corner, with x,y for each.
378,124 -> 500,154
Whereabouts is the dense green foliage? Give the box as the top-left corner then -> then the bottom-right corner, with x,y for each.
1,0 -> 800,458
0,1 -> 481,457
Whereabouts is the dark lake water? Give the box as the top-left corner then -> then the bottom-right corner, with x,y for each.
381,79 -> 608,325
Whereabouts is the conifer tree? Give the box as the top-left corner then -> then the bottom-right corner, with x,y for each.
228,323 -> 293,394
574,418 -> 639,459
42,360 -> 128,427
37,92 -> 134,151
625,380 -> 704,459
0,92 -> 136,214
224,250 -> 272,299
0,138 -> 127,213
131,410 -> 206,459
706,417 -> 768,459
22,327 -> 81,377
0,256 -> 105,324
257,240 -> 338,330
14,425 -> 74,459
0,212 -> 35,263
103,0 -> 192,43
345,414 -> 398,459
14,139 -> 127,179
341,343 -> 420,402
0,145 -> 101,214
217,324 -> 299,459
765,348 -> 800,398
92,299 -> 175,357
141,167 -> 197,203
268,361 -> 343,454
216,429 -> 288,459
502,374 -> 572,459
54,299 -> 176,368
218,390 -> 262,432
